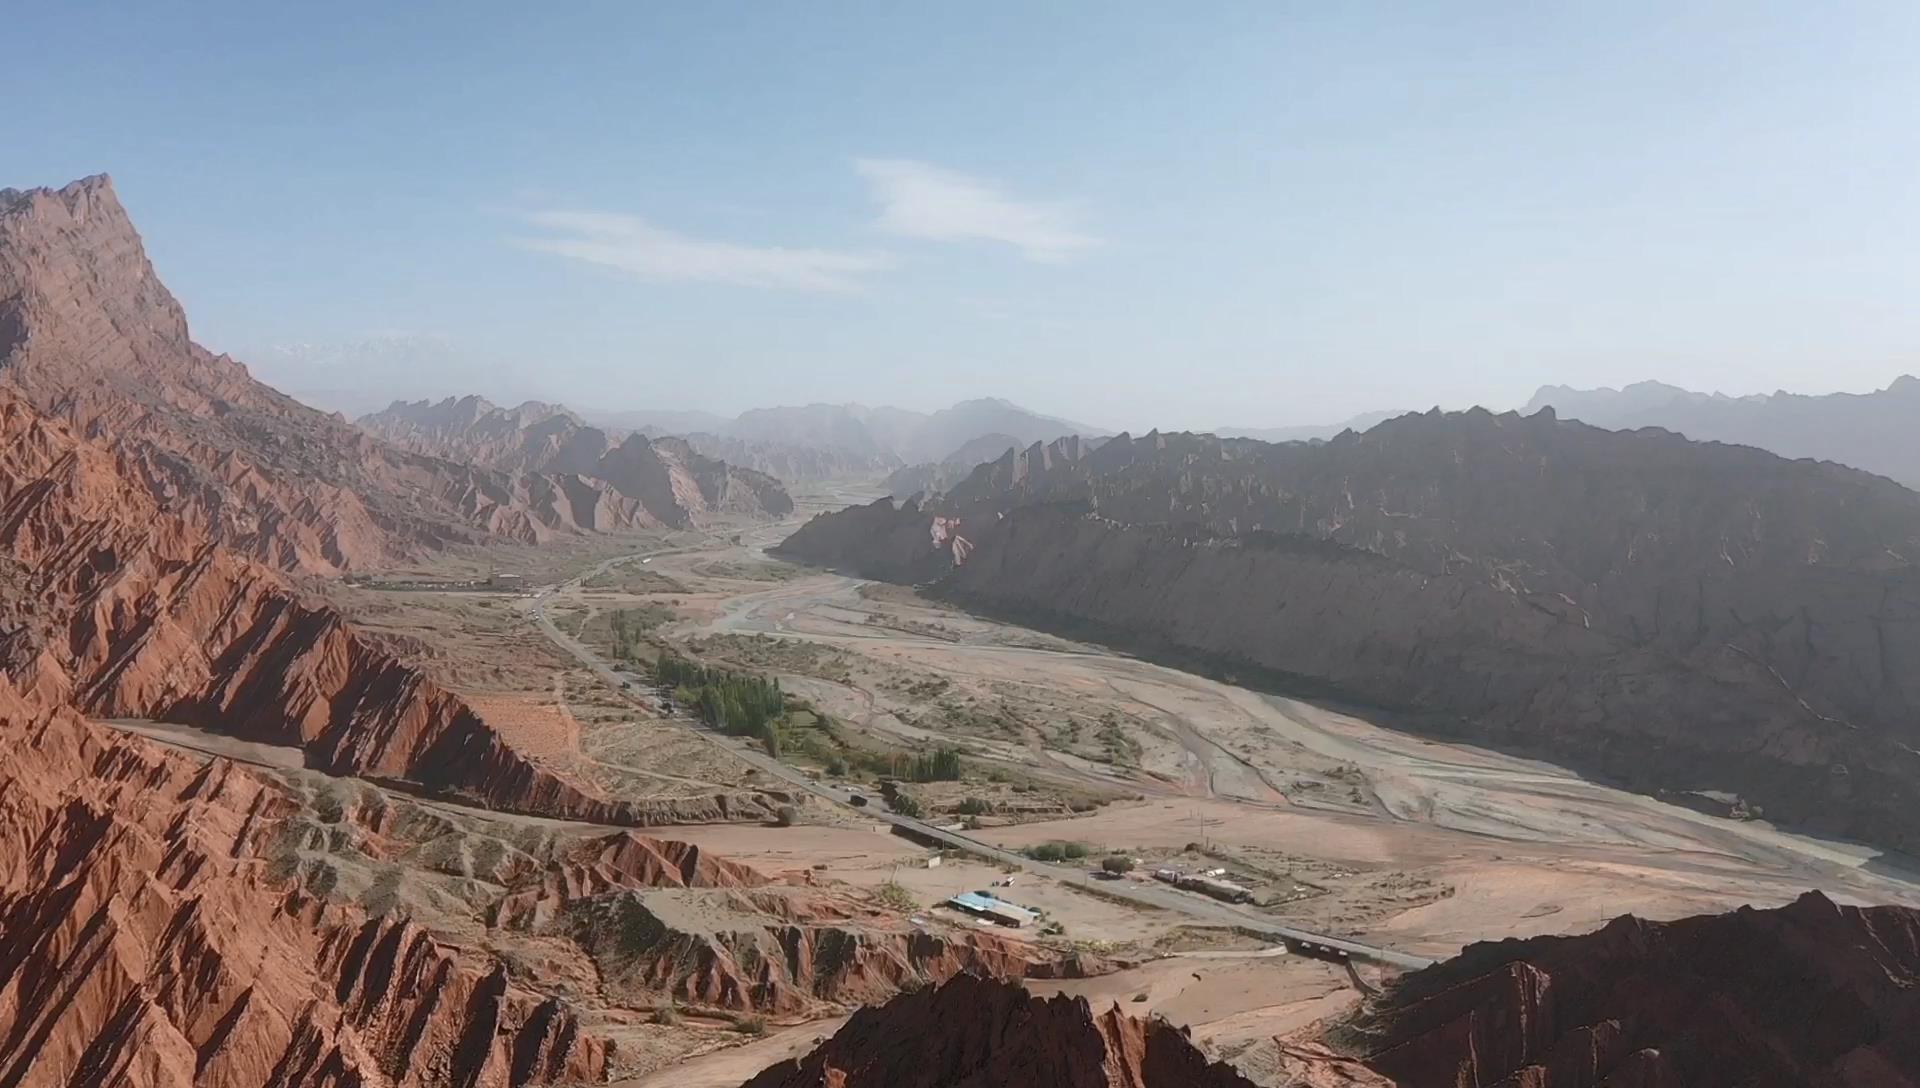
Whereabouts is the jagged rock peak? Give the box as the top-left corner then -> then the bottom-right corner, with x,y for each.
740,973 -> 1259,1088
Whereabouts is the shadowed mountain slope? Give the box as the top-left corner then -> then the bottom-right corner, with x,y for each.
779,409 -> 1920,852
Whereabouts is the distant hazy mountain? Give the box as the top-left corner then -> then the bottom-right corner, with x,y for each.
573,397 -> 1098,481
1527,377 -> 1920,488
730,403 -> 896,459
905,399 -> 1095,465
586,407 -> 732,435
722,397 -> 1095,465
884,432 -> 1023,499
358,396 -> 794,523
672,433 -> 902,483
1214,409 -> 1409,444
243,335 -> 532,418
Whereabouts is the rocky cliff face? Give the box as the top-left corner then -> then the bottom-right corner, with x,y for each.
0,680 -> 608,1088
360,398 -> 793,522
0,177 -> 657,574
1345,890 -> 1920,1087
738,973 -> 1257,1088
778,411 -> 1920,852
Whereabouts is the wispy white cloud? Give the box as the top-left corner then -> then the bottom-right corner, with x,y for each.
856,158 -> 1097,263
515,210 -> 891,292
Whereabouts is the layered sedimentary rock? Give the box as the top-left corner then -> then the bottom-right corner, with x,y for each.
0,679 -> 607,1088
281,794 -> 1100,1021
0,384 -> 775,825
485,836 -> 1100,1015
1347,891 -> 1920,1087
0,177 -> 655,575
359,397 -> 793,523
560,884 -> 1100,1015
778,412 -> 1920,851
0,175 -> 785,826
738,973 -> 1258,1088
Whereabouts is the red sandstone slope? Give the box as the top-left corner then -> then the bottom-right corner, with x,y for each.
473,830 -> 1101,1016
0,176 -> 653,574
0,678 -> 607,1088
0,385 -> 774,824
0,175 -> 779,825
739,973 -> 1257,1088
1347,890 -> 1920,1087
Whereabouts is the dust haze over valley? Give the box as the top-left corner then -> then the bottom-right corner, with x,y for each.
14,6 -> 1920,1088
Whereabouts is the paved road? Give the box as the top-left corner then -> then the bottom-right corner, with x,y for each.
526,544 -> 1435,972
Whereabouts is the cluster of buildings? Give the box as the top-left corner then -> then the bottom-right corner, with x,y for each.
1152,867 -> 1254,904
943,890 -> 1039,928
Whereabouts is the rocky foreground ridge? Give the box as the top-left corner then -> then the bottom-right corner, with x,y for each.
1346,889 -> 1920,1087
738,973 -> 1259,1088
0,678 -> 608,1088
746,892 -> 1920,1088
0,671 -> 1094,1086
359,397 -> 793,524
778,411 -> 1920,852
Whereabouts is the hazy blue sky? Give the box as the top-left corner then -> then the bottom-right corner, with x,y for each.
7,2 -> 1920,429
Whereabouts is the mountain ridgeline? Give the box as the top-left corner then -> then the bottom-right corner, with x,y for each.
1528,376 -> 1920,489
778,408 -> 1920,853
357,396 -> 793,524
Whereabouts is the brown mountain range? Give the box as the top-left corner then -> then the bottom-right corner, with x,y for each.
358,397 -> 793,524
777,410 -> 1920,853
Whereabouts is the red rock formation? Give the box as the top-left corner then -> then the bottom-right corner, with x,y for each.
487,831 -> 765,929
0,677 -> 608,1087
494,841 -> 1101,1015
359,398 -> 794,523
0,176 -> 655,574
738,973 -> 1257,1088
1350,891 -> 1920,1087
0,383 -> 775,825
